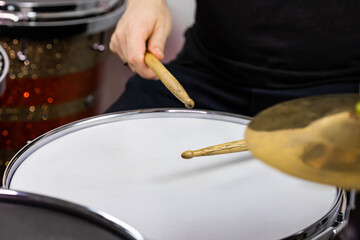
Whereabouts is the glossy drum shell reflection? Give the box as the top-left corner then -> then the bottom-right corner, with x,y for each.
0,0 -> 125,175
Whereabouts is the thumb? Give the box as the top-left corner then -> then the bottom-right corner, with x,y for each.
147,26 -> 168,60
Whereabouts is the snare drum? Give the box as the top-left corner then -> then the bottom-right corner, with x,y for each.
0,0 -> 125,175
3,109 -> 347,240
0,189 -> 143,240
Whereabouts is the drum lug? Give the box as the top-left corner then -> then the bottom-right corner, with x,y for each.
312,190 -> 349,240
311,223 -> 347,240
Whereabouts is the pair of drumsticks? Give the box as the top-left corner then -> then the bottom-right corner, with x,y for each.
145,52 -> 248,158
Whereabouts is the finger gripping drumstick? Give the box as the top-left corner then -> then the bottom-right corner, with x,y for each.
144,52 -> 195,109
181,139 -> 248,159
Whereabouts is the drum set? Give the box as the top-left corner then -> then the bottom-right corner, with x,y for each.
1,1 -> 360,240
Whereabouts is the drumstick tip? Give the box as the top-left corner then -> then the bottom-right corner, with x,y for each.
185,99 -> 195,109
181,150 -> 194,159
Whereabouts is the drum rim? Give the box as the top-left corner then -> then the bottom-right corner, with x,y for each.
0,45 -> 9,95
0,188 -> 144,240
283,189 -> 346,239
4,0 -> 119,10
2,108 -> 344,240
0,0 -> 126,34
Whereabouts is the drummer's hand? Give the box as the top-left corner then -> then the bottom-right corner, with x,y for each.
110,0 -> 172,80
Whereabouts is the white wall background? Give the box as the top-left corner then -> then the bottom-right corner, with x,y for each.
100,0 -> 196,112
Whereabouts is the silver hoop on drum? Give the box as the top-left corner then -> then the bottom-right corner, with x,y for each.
0,188 -> 144,240
0,45 -> 9,95
0,0 -> 125,35
3,109 -> 349,240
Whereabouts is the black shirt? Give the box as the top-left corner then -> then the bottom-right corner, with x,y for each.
179,0 -> 360,88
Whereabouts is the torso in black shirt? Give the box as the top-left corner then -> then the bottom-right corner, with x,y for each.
186,0 -> 360,88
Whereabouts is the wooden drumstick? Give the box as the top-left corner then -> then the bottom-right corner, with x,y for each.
144,52 -> 195,109
181,139 -> 248,159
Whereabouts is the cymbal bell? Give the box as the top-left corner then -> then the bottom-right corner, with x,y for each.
245,94 -> 360,190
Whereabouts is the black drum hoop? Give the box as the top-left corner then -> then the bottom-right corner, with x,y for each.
0,188 -> 144,240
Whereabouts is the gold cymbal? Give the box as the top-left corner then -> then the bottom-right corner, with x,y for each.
245,94 -> 360,190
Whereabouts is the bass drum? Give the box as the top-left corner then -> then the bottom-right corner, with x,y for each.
0,189 -> 144,240
0,0 -> 125,176
3,109 -> 348,240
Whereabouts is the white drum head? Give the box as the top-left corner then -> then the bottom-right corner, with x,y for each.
5,110 -> 339,240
